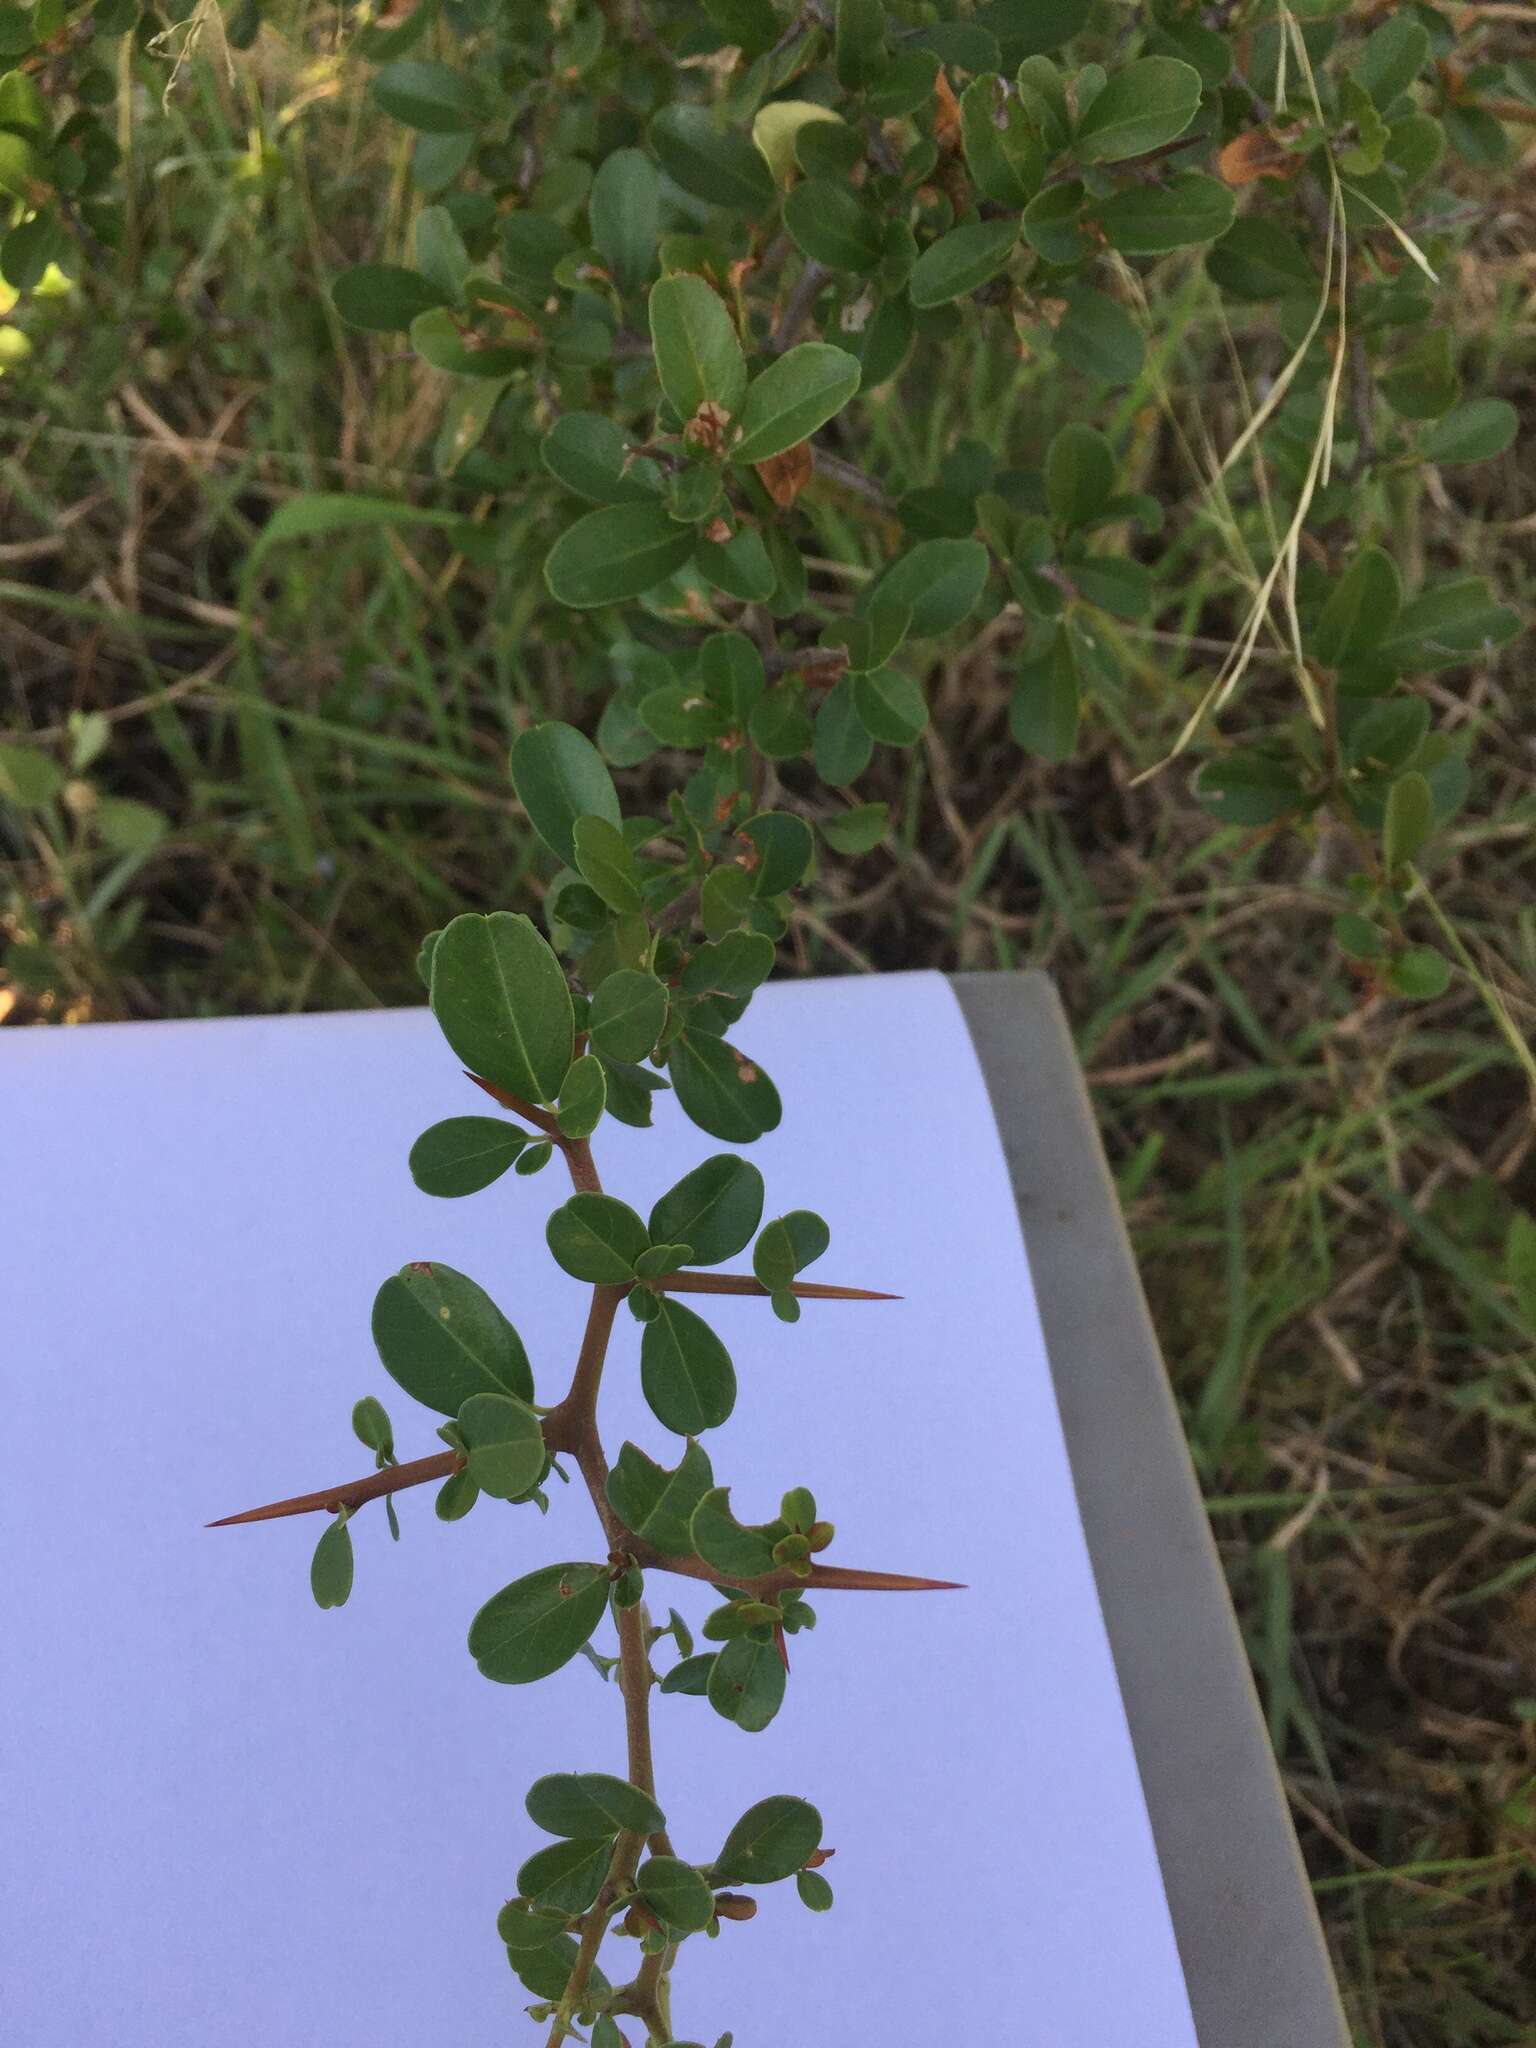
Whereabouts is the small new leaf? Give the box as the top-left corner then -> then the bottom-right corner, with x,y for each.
690,1486 -> 788,1579
1383,770 -> 1434,873
557,1053 -> 607,1140
310,1516 -> 354,1609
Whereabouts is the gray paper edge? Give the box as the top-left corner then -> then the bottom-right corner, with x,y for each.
950,970 -> 1349,2048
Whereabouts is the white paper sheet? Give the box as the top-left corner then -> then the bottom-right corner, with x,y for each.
1,971 -> 1197,2046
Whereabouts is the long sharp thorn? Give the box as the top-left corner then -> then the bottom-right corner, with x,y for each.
805,1564 -> 966,1592
208,1450 -> 460,1527
463,1071 -> 548,1124
659,1271 -> 899,1302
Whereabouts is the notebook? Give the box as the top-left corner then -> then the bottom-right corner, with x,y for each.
0,970 -> 1345,2046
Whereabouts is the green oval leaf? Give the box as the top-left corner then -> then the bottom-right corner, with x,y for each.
469,1562 -> 611,1683
1075,56 -> 1202,163
435,1467 -> 480,1521
726,826 -> 801,911
510,1932 -> 611,2001
458,1391 -> 547,1500
1010,625 -> 1081,761
783,177 -> 883,272
372,1262 -> 534,1415
1383,769 -> 1434,871
0,742 -> 63,809
641,1300 -> 737,1435
516,1836 -> 613,1916
819,801 -> 889,853
648,272 -> 748,423
371,60 -> 487,134
429,909 -> 574,1105
545,502 -> 698,609
960,73 -> 1044,208
310,1517 -> 354,1609
511,721 -> 622,871
668,1034 -> 782,1142
706,1637 -> 787,1732
557,1052 -> 608,1139
1053,284 -> 1144,387
649,1155 -> 764,1266
649,104 -> 777,213
332,263 -> 450,332
853,667 -> 927,746
697,525 -> 776,604
1359,15 -> 1430,108
637,1856 -> 715,1933
589,969 -> 668,1063
410,306 -> 525,378
1313,547 -> 1402,666
1193,753 -> 1305,826
871,539 -> 988,639
1046,420 -> 1116,530
1022,179 -> 1088,264
1386,945 -> 1451,1001
547,1192 -> 650,1283
711,1794 -> 823,1882
908,218 -> 1018,309
1095,171 -> 1235,254
978,0 -> 1089,59
352,1395 -> 394,1457
409,1116 -> 529,1197
590,147 -> 659,295
752,1210 -> 829,1291
541,413 -> 659,505
1206,217 -> 1316,300
658,1650 -> 718,1695
497,1899 -> 568,1956
1370,578 -> 1519,672
526,1771 -> 666,1839
730,344 -> 861,465
1419,398 -> 1518,466
835,0 -> 886,88
680,932 -> 776,999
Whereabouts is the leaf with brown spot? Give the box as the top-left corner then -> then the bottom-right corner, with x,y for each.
932,67 -> 962,152
755,440 -> 813,509
1217,129 -> 1304,186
